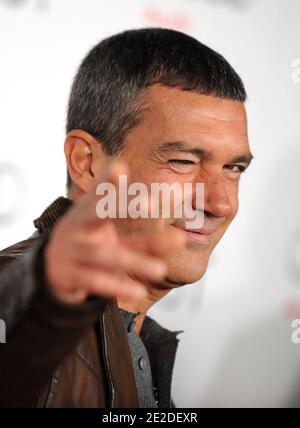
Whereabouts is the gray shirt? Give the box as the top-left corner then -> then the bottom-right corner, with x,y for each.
118,308 -> 183,408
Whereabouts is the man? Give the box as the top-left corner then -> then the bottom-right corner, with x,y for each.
0,28 -> 253,407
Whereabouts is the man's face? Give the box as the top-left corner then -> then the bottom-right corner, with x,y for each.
113,85 -> 251,287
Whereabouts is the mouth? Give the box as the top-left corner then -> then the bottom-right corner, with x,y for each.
173,225 -> 216,246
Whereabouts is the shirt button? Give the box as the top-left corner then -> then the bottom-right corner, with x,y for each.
138,357 -> 147,370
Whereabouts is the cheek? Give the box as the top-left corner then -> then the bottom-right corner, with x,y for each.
227,182 -> 240,219
230,195 -> 239,219
114,214 -> 169,236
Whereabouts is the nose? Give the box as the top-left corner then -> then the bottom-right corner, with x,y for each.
193,175 -> 232,219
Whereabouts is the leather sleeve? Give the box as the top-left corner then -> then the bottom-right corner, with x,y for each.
0,234 -> 109,407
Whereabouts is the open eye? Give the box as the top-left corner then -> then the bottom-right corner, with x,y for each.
224,164 -> 247,174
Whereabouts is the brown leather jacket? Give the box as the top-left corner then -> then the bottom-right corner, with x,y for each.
0,197 -> 180,408
0,197 -> 141,408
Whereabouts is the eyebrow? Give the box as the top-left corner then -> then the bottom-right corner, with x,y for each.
153,140 -> 254,165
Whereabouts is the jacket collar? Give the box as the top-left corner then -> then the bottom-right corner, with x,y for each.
34,197 -> 73,234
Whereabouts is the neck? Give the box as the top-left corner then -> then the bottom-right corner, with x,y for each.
67,185 -> 83,204
117,281 -> 172,334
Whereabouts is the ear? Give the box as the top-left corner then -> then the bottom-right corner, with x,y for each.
64,129 -> 109,193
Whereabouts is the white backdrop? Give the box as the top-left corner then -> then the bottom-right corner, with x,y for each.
1,0 -> 300,407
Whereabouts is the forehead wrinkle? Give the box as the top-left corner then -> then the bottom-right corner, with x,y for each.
151,140 -> 214,160
150,140 -> 253,166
